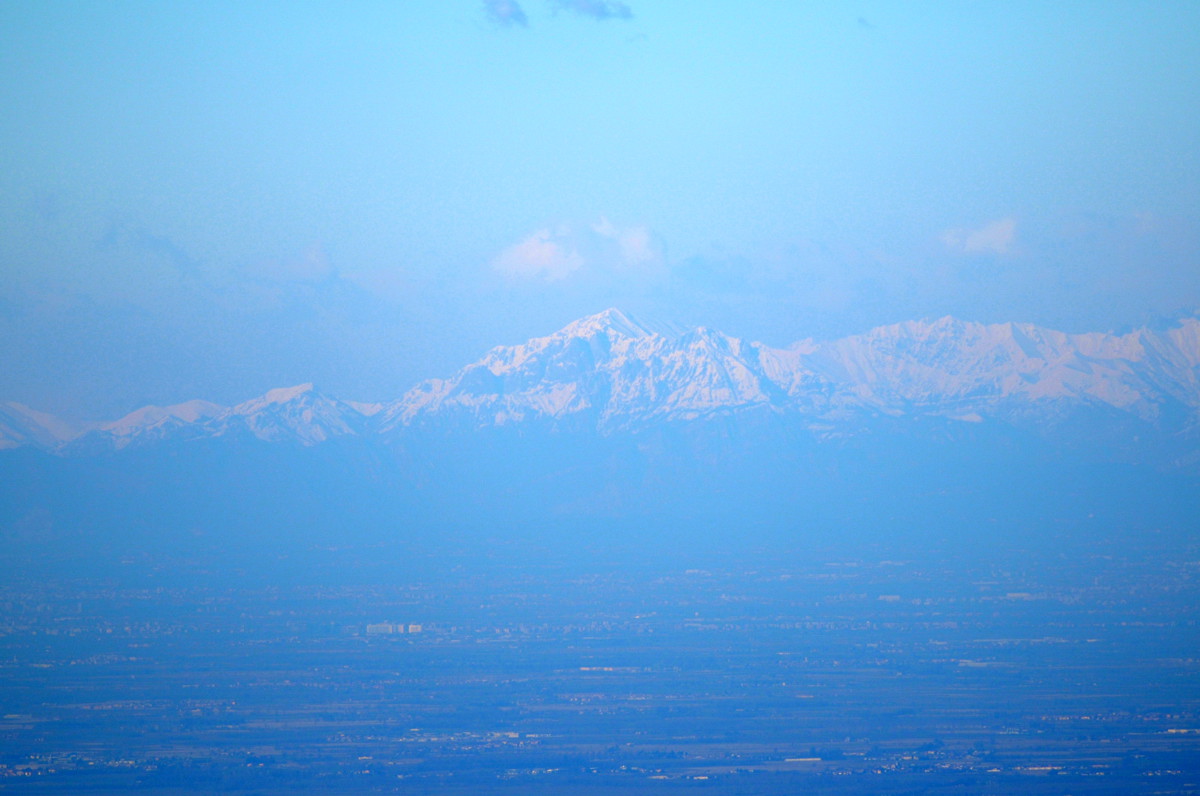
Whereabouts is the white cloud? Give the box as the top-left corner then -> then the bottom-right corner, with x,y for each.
494,220 -> 664,282
493,228 -> 584,281
941,217 -> 1017,256
592,217 -> 662,267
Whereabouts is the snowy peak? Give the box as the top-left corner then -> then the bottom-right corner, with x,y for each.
553,307 -> 685,341
473,309 -> 675,380
256,383 -> 317,406
228,383 -> 316,416
381,311 -> 794,432
0,402 -> 82,450
380,311 -> 1200,435
557,308 -> 657,341
5,311 -> 1200,456
803,316 -> 1200,421
103,400 -> 225,436
167,399 -> 226,424
211,384 -> 368,445
605,325 -> 780,419
1165,317 -> 1200,363
61,385 -> 372,452
60,399 -> 230,451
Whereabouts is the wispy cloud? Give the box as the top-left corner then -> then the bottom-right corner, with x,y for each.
493,220 -> 663,282
591,218 -> 661,266
553,0 -> 633,21
493,228 -> 584,281
941,217 -> 1017,256
483,0 -> 528,27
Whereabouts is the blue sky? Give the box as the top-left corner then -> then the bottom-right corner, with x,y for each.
2,1 -> 1198,419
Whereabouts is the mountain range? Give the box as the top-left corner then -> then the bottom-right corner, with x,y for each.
5,308 -> 1199,466
4,309 -> 1200,573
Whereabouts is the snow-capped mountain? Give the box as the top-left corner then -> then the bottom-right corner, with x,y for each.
803,316 -> 1200,423
374,309 -> 821,433
63,384 -> 372,452
0,402 -> 82,450
67,399 -> 227,451
206,384 -> 371,444
377,309 -> 1200,436
7,310 -> 1200,456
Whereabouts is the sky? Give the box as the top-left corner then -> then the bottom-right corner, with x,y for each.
1,0 -> 1198,420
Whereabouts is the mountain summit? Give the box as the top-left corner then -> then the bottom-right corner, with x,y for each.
376,309 -> 787,433
376,311 -> 1200,445
5,311 -> 1200,463
556,308 -> 658,339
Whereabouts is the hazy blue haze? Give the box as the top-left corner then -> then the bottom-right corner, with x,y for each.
2,7 -> 1200,790
1,1 -> 1198,421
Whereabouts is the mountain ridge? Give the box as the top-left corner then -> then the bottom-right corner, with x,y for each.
6,309 -> 1200,463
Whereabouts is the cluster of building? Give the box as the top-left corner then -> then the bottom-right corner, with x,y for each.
365,622 -> 422,635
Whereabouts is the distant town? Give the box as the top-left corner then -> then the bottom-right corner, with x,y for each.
2,543 -> 1197,793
